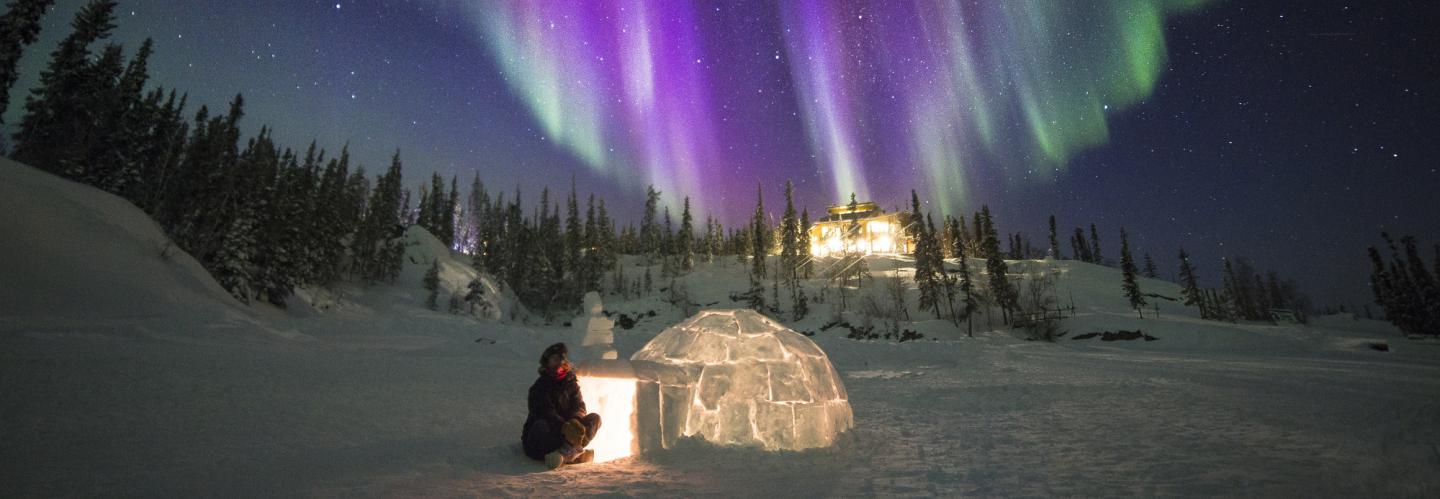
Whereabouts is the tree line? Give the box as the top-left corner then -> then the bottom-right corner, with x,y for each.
3,0 -> 411,307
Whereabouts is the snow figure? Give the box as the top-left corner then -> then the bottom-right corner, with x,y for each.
574,292 -> 616,360
631,309 -> 852,451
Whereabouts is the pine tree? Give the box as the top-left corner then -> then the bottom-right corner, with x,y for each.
955,213 -> 971,258
1177,247 -> 1203,313
0,0 -> 55,121
980,206 -> 1015,323
662,206 -> 673,259
800,208 -> 813,278
793,282 -> 809,321
597,198 -> 615,269
581,194 -> 603,293
751,183 -> 768,281
424,259 -> 441,310
679,196 -> 694,272
466,173 -> 489,256
90,37 -> 153,194
1119,228 -> 1145,316
564,182 -> 582,297
780,181 -> 800,282
910,191 -> 939,317
1143,253 -> 1159,279
415,186 -> 432,230
355,151 -> 405,283
701,215 -> 716,264
1253,273 -> 1271,318
12,0 -> 117,172
970,212 -> 983,257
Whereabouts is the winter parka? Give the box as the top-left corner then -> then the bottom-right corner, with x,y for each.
521,369 -> 587,459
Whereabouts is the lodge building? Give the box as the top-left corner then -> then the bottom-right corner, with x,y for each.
807,200 -> 913,257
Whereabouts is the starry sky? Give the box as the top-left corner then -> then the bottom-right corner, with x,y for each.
4,0 -> 1437,309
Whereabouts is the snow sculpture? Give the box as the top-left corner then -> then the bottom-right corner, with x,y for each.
574,292 -> 616,360
631,309 -> 852,451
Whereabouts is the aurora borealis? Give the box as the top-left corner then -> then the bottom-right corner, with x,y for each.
466,0 -> 1207,215
4,0 -> 1437,307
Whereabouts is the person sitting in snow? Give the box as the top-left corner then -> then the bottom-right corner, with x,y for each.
522,342 -> 602,468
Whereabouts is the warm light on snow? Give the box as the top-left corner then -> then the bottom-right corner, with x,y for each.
576,374 -> 637,463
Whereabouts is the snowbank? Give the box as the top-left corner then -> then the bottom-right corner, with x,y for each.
396,225 -> 513,320
0,157 -> 246,324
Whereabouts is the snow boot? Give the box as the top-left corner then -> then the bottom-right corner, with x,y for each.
544,450 -> 564,470
566,449 -> 594,465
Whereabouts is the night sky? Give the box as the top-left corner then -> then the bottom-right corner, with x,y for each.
5,0 -> 1437,309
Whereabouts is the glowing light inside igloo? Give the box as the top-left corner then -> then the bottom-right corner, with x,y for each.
575,372 -> 636,463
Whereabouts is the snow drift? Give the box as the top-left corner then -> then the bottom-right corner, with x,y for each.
0,157 -> 245,323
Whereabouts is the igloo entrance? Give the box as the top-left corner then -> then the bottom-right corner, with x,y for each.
577,309 -> 852,459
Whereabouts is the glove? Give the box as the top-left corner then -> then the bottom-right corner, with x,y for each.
562,418 -> 586,446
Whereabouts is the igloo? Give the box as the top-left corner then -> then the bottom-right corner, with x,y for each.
574,309 -> 852,463
630,309 -> 853,451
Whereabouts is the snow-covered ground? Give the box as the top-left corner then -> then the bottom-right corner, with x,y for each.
3,158 -> 1438,497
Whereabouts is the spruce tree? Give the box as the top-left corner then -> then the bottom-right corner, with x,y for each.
442,175 -> 459,248
1089,223 -> 1103,265
640,185 -> 661,261
1222,257 -> 1244,321
0,0 -> 55,121
415,186 -> 432,229
92,37 -> 153,194
954,232 -> 978,336
1143,253 -> 1159,279
1047,214 -> 1058,259
923,213 -> 947,319
1073,227 -> 1092,263
910,191 -> 939,317
1119,227 -> 1145,316
780,181 -> 800,282
800,208 -> 813,278
597,199 -> 615,269
12,0 -> 117,172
